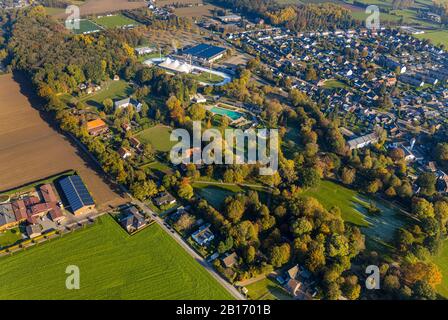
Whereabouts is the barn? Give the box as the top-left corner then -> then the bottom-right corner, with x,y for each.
58,175 -> 95,215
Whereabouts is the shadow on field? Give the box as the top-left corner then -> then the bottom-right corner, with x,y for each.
11,71 -> 127,203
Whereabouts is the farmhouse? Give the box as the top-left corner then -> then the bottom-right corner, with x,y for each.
0,204 -> 17,230
114,97 -> 143,112
86,119 -> 108,136
182,44 -> 227,63
58,175 -> 95,215
25,224 -> 42,238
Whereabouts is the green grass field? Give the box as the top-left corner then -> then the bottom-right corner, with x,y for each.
136,125 -> 176,152
0,215 -> 232,299
189,72 -> 225,84
415,30 -> 448,49
43,6 -> 65,16
322,79 -> 350,90
245,278 -> 293,300
93,14 -> 140,29
303,180 -> 411,250
0,227 -> 22,249
431,240 -> 448,298
303,180 -> 369,226
193,184 -> 243,210
80,80 -> 132,109
73,20 -> 102,35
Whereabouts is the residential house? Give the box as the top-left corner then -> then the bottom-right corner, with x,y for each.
192,223 -> 215,246
286,279 -> 302,297
86,119 -> 108,136
120,206 -> 147,233
222,252 -> 238,268
114,97 -> 143,113
118,147 -> 132,159
129,137 -> 141,150
190,93 -> 207,104
153,192 -> 176,207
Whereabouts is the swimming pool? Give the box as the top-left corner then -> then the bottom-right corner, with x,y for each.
210,106 -> 244,121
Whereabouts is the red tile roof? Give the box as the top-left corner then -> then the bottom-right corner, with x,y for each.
40,184 -> 58,203
12,200 -> 27,221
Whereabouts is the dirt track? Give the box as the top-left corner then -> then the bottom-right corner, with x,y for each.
0,73 -> 129,209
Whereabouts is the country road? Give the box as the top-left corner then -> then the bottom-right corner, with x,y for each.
68,133 -> 245,300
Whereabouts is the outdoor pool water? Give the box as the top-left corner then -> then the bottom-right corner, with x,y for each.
210,106 -> 244,121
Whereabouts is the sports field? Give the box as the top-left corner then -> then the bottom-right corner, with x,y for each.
0,215 -> 232,299
136,125 -> 176,152
72,19 -> 102,34
93,14 -> 140,29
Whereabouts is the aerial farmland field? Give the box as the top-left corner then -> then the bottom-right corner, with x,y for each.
0,73 -> 128,210
0,215 -> 233,299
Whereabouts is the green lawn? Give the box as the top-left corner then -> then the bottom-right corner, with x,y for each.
245,278 -> 293,300
93,14 -> 140,29
0,227 -> 22,249
303,180 -> 411,250
136,125 -> 176,152
138,53 -> 164,63
80,80 -> 132,109
303,180 -> 369,226
193,182 -> 270,210
431,240 -> 448,298
193,184 -> 243,210
189,72 -> 225,84
0,215 -> 232,299
43,6 -> 65,16
141,160 -> 174,179
415,30 -> 448,49
322,79 -> 350,90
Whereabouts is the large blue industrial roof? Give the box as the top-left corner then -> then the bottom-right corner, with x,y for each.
59,175 -> 94,212
182,44 -> 226,60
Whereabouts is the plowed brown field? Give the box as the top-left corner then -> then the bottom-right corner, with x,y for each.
0,73 -> 128,209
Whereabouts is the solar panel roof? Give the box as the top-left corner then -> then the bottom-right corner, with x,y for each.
59,175 -> 94,212
183,44 -> 226,60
